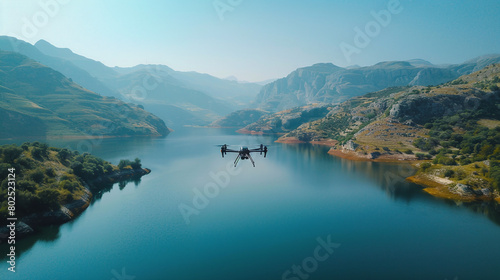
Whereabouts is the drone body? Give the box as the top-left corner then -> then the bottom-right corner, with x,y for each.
220,144 -> 268,167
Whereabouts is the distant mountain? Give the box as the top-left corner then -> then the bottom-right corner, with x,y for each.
27,38 -> 263,126
224,75 -> 239,81
211,109 -> 268,128
406,59 -> 434,67
35,39 -> 118,79
255,56 -> 500,112
255,78 -> 278,86
0,36 -> 118,98
238,105 -> 331,134
275,64 -> 500,148
166,70 -> 262,107
0,51 -> 169,138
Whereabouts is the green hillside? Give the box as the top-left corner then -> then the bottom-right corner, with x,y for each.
237,104 -> 331,134
0,51 -> 169,139
0,142 -> 146,220
274,64 -> 500,201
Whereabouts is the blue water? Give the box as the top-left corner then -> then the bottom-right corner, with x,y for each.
1,128 -> 499,280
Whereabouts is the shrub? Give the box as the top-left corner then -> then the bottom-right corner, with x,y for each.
460,158 -> 472,166
130,158 -> 142,169
118,159 -> 132,170
444,169 -> 454,177
59,189 -> 74,204
421,163 -> 432,171
455,169 -> 467,180
29,168 -> 45,184
403,149 -> 413,154
45,167 -> 56,177
57,149 -> 71,162
36,189 -> 60,211
2,145 -> 23,163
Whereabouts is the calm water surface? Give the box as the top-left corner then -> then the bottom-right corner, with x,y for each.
1,128 -> 500,280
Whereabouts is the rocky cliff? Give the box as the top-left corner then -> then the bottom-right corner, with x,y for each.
255,56 -> 500,112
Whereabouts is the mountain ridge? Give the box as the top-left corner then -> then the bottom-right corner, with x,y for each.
0,50 -> 169,139
28,38 -> 263,127
254,55 -> 500,112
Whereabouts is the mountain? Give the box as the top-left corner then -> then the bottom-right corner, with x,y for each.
101,65 -> 234,126
35,39 -> 118,79
270,65 -> 500,201
237,105 -> 331,134
255,56 -> 500,112
275,64 -> 500,150
406,59 -> 434,67
0,51 -> 169,138
210,109 -> 268,128
28,38 -> 263,126
0,36 -> 118,98
167,70 -> 262,107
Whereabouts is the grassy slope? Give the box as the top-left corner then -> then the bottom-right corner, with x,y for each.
0,142 -> 145,220
0,51 -> 169,138
277,64 -> 500,200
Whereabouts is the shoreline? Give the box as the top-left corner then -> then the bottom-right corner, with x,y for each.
310,144 -> 500,204
241,131 -> 500,204
406,175 -> 497,203
327,148 -> 418,162
0,133 -> 169,141
274,136 -> 338,146
0,168 -> 151,242
236,128 -> 286,135
327,148 -> 500,203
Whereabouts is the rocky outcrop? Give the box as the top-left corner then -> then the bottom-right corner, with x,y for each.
389,94 -> 482,124
342,140 -> 358,151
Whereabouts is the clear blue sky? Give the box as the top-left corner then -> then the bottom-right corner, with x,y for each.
1,0 -> 499,82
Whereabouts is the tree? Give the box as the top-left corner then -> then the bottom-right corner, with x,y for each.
29,168 -> 45,184
444,169 -> 454,177
57,149 -> 71,162
489,161 -> 500,190
130,158 -> 142,169
118,159 -> 132,170
420,162 -> 432,171
36,189 -> 60,211
2,145 -> 23,163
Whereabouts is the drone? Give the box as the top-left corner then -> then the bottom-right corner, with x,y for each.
220,144 -> 268,167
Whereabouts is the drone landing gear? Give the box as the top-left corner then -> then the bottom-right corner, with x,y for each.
248,153 -> 255,167
234,154 -> 241,167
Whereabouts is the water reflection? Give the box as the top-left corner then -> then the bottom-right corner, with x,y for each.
334,153 -> 500,227
278,142 -> 500,226
0,177 -> 139,261
0,225 -> 60,262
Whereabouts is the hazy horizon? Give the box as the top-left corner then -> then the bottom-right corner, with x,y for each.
1,0 -> 499,82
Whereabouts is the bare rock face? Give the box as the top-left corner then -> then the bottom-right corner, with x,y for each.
389,94 -> 482,124
343,140 -> 359,151
254,57 -> 500,112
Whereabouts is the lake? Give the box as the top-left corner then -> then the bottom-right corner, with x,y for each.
1,128 -> 500,280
